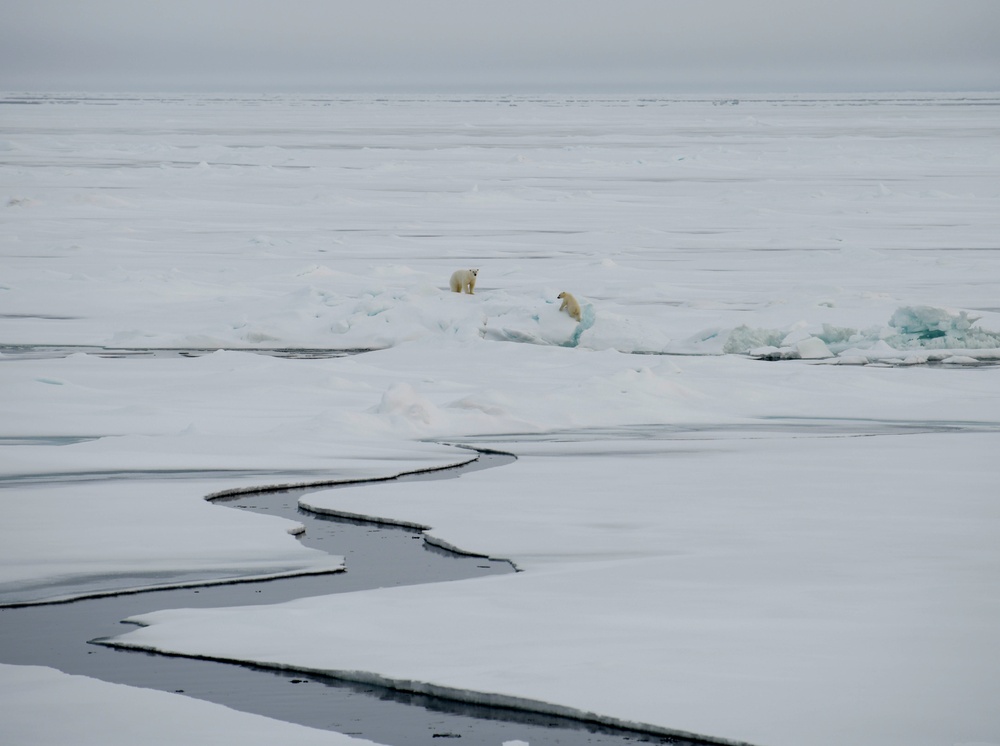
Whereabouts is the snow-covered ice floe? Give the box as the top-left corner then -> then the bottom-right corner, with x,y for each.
0,664 -> 372,745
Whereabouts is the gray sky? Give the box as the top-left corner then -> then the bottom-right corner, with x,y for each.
3,0 -> 998,93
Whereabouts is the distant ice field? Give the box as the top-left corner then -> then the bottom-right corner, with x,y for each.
2,92 -> 999,359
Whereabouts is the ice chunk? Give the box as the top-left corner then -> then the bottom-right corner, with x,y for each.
565,303 -> 597,347
780,329 -> 811,346
795,337 -> 833,359
723,325 -> 786,354
862,340 -> 901,360
889,306 -> 976,338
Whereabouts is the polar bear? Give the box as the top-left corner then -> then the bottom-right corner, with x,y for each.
557,291 -> 582,322
449,268 -> 478,294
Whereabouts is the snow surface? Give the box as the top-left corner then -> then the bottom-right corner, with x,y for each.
0,664 -> 372,745
2,92 -> 1000,746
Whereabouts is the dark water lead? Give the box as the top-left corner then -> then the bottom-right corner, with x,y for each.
0,449 -> 715,746
0,344 -> 377,360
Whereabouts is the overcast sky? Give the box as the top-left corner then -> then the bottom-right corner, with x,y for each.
3,0 -> 998,93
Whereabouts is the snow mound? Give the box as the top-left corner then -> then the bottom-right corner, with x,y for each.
372,382 -> 442,431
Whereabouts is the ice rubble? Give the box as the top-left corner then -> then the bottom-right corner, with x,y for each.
731,305 -> 1000,365
322,284 -> 618,352
294,273 -> 998,365
319,283 -> 1000,367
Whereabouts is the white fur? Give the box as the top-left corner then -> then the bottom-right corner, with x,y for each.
449,268 -> 478,294
557,291 -> 582,322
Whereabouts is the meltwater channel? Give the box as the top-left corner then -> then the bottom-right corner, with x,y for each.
0,443 -> 707,746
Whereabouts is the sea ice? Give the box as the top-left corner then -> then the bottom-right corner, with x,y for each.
3,92 -> 1000,746
0,664 -> 370,745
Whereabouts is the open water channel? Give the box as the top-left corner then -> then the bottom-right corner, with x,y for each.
0,349 -> 704,745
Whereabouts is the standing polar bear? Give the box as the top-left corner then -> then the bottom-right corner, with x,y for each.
557,291 -> 582,322
450,268 -> 478,294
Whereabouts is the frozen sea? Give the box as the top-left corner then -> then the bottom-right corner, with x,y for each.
1,92 -> 999,746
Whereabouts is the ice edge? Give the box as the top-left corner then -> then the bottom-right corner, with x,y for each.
95,638 -> 758,746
